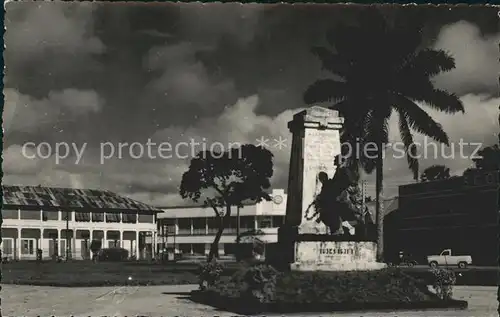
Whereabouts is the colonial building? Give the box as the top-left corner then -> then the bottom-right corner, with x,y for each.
385,169 -> 499,265
156,189 -> 287,256
2,185 -> 160,260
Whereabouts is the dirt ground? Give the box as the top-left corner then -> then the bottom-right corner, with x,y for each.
2,284 -> 497,317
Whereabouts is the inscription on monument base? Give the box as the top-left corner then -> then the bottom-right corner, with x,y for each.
319,248 -> 355,255
292,241 -> 386,271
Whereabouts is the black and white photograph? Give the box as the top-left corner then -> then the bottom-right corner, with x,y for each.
2,2 -> 499,316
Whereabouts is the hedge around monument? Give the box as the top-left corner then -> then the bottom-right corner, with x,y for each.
190,265 -> 468,315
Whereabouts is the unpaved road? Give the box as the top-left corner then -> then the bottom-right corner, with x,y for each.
2,284 -> 497,317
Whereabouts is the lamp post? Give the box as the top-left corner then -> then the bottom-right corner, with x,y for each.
65,209 -> 70,261
236,206 -> 241,245
64,192 -> 75,262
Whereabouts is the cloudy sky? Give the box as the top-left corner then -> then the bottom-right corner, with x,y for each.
3,3 -> 499,206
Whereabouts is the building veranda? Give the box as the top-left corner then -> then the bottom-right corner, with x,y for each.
2,185 -> 160,260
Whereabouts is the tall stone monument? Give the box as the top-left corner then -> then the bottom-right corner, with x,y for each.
278,106 -> 386,271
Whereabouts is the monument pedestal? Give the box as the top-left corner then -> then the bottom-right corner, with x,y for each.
278,106 -> 386,272
290,239 -> 386,271
278,226 -> 386,272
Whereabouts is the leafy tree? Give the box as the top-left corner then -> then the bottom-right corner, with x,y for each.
471,145 -> 500,171
468,107 -> 500,172
304,10 -> 464,261
420,164 -> 451,182
180,144 -> 274,262
90,240 -> 102,262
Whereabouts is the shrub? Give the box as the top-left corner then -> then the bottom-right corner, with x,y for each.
430,268 -> 456,300
90,240 -> 102,260
197,260 -> 224,290
97,248 -> 129,262
243,264 -> 280,303
195,267 -> 468,314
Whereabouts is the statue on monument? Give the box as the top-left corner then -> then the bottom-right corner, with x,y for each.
304,159 -> 371,236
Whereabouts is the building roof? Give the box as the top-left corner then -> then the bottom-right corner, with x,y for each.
2,185 -> 161,213
157,200 -> 257,210
158,189 -> 286,210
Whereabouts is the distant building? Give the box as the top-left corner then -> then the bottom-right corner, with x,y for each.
2,185 -> 160,260
385,170 -> 499,265
156,189 -> 287,256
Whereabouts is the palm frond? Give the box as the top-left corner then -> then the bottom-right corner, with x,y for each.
418,89 -> 464,114
303,79 -> 347,104
397,109 -> 419,180
404,49 -> 456,77
399,80 -> 464,114
362,106 -> 391,145
394,95 -> 450,145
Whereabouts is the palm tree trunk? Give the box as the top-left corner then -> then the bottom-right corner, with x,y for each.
375,143 -> 385,262
207,205 -> 231,262
0,205 -> 2,263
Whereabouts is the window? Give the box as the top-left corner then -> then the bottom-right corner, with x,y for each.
224,243 -> 236,255
192,243 -> 205,255
42,210 -> 58,221
138,214 -> 154,223
163,219 -> 176,235
178,218 -> 191,231
257,216 -> 272,229
122,213 -> 137,223
92,212 -> 104,222
240,216 -> 255,231
21,239 -> 34,255
179,244 -> 191,254
60,240 -> 67,257
106,212 -> 121,223
2,239 -> 13,255
2,209 -> 18,219
107,232 -> 120,241
207,218 -> 220,234
20,210 -> 40,220
159,219 -> 177,235
75,212 -> 91,222
227,217 -> 238,233
108,240 -> 120,248
442,250 -> 450,256
192,218 -> 206,235
61,211 -> 73,221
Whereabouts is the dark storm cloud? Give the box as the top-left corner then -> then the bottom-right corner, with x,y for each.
4,3 -> 499,204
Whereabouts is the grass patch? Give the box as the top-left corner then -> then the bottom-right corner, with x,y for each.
191,266 -> 468,314
2,261 -> 200,287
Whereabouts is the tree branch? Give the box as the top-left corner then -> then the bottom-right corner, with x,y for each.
206,199 -> 221,217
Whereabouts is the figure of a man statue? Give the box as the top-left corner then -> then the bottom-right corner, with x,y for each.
305,167 -> 358,235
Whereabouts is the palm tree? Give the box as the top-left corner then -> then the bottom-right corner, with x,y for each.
304,10 -> 464,261
420,164 -> 451,182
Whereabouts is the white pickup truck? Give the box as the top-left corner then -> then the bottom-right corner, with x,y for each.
427,249 -> 472,269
